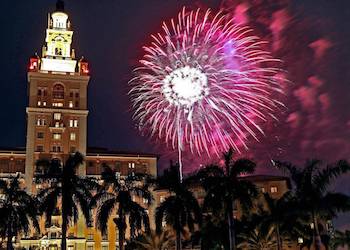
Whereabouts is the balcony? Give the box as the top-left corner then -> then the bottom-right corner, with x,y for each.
49,122 -> 66,132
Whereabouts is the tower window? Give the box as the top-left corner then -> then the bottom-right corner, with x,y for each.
69,119 -> 78,128
52,102 -> 63,107
36,118 -> 46,126
37,101 -> 41,106
53,84 -> 65,99
53,133 -> 62,140
53,113 -> 62,120
37,132 -> 44,139
69,101 -> 73,108
52,146 -> 61,152
70,133 -> 76,141
36,145 -> 44,152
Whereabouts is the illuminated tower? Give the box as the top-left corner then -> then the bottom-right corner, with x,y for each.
25,0 -> 90,191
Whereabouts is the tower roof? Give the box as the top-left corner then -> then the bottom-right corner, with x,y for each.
56,0 -> 65,12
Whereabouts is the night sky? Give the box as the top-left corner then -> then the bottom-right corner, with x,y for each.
1,0 -> 350,227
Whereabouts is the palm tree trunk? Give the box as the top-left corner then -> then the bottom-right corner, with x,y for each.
227,200 -> 236,250
115,213 -> 126,250
312,212 -> 322,250
6,232 -> 13,250
6,219 -> 13,250
176,228 -> 182,250
119,229 -> 125,250
276,224 -> 282,250
61,215 -> 68,250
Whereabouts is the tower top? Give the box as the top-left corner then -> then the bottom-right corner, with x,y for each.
56,0 -> 65,12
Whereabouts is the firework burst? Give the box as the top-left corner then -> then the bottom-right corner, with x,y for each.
129,8 -> 285,170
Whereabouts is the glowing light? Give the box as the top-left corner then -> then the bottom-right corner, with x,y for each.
163,66 -> 209,107
41,58 -> 77,73
129,8 -> 285,159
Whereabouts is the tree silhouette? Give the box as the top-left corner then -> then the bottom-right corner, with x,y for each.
0,174 -> 39,250
35,152 -> 97,250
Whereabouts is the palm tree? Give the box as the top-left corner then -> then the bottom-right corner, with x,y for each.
330,230 -> 350,250
94,164 -> 152,250
126,230 -> 175,250
35,152 -> 98,250
275,159 -> 350,250
262,192 -> 298,250
237,222 -> 277,250
155,163 -> 202,250
196,149 -> 258,250
0,174 -> 39,250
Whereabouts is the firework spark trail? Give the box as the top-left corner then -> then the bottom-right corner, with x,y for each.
129,8 -> 285,178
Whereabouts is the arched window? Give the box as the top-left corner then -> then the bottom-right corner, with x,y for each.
52,84 -> 64,99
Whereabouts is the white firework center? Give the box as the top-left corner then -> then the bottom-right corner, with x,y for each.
162,66 -> 209,108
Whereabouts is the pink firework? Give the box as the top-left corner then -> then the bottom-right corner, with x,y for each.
129,8 -> 284,169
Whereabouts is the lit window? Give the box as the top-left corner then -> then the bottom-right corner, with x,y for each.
54,113 -> 62,120
37,132 -> 44,139
69,101 -> 73,108
87,246 -> 93,250
37,101 -> 41,106
160,196 -> 165,203
37,118 -> 46,126
55,122 -> 60,128
69,119 -> 78,128
270,186 -> 278,193
70,133 -> 76,141
43,101 -> 47,106
53,133 -> 62,140
143,198 -> 149,204
261,187 -> 266,193
128,162 -> 135,169
52,102 -> 63,107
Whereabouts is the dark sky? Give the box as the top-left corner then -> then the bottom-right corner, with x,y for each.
1,0 -> 350,228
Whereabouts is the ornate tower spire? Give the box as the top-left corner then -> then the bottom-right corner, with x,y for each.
39,0 -> 77,72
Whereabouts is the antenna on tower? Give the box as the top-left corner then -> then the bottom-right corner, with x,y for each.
56,0 -> 65,12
